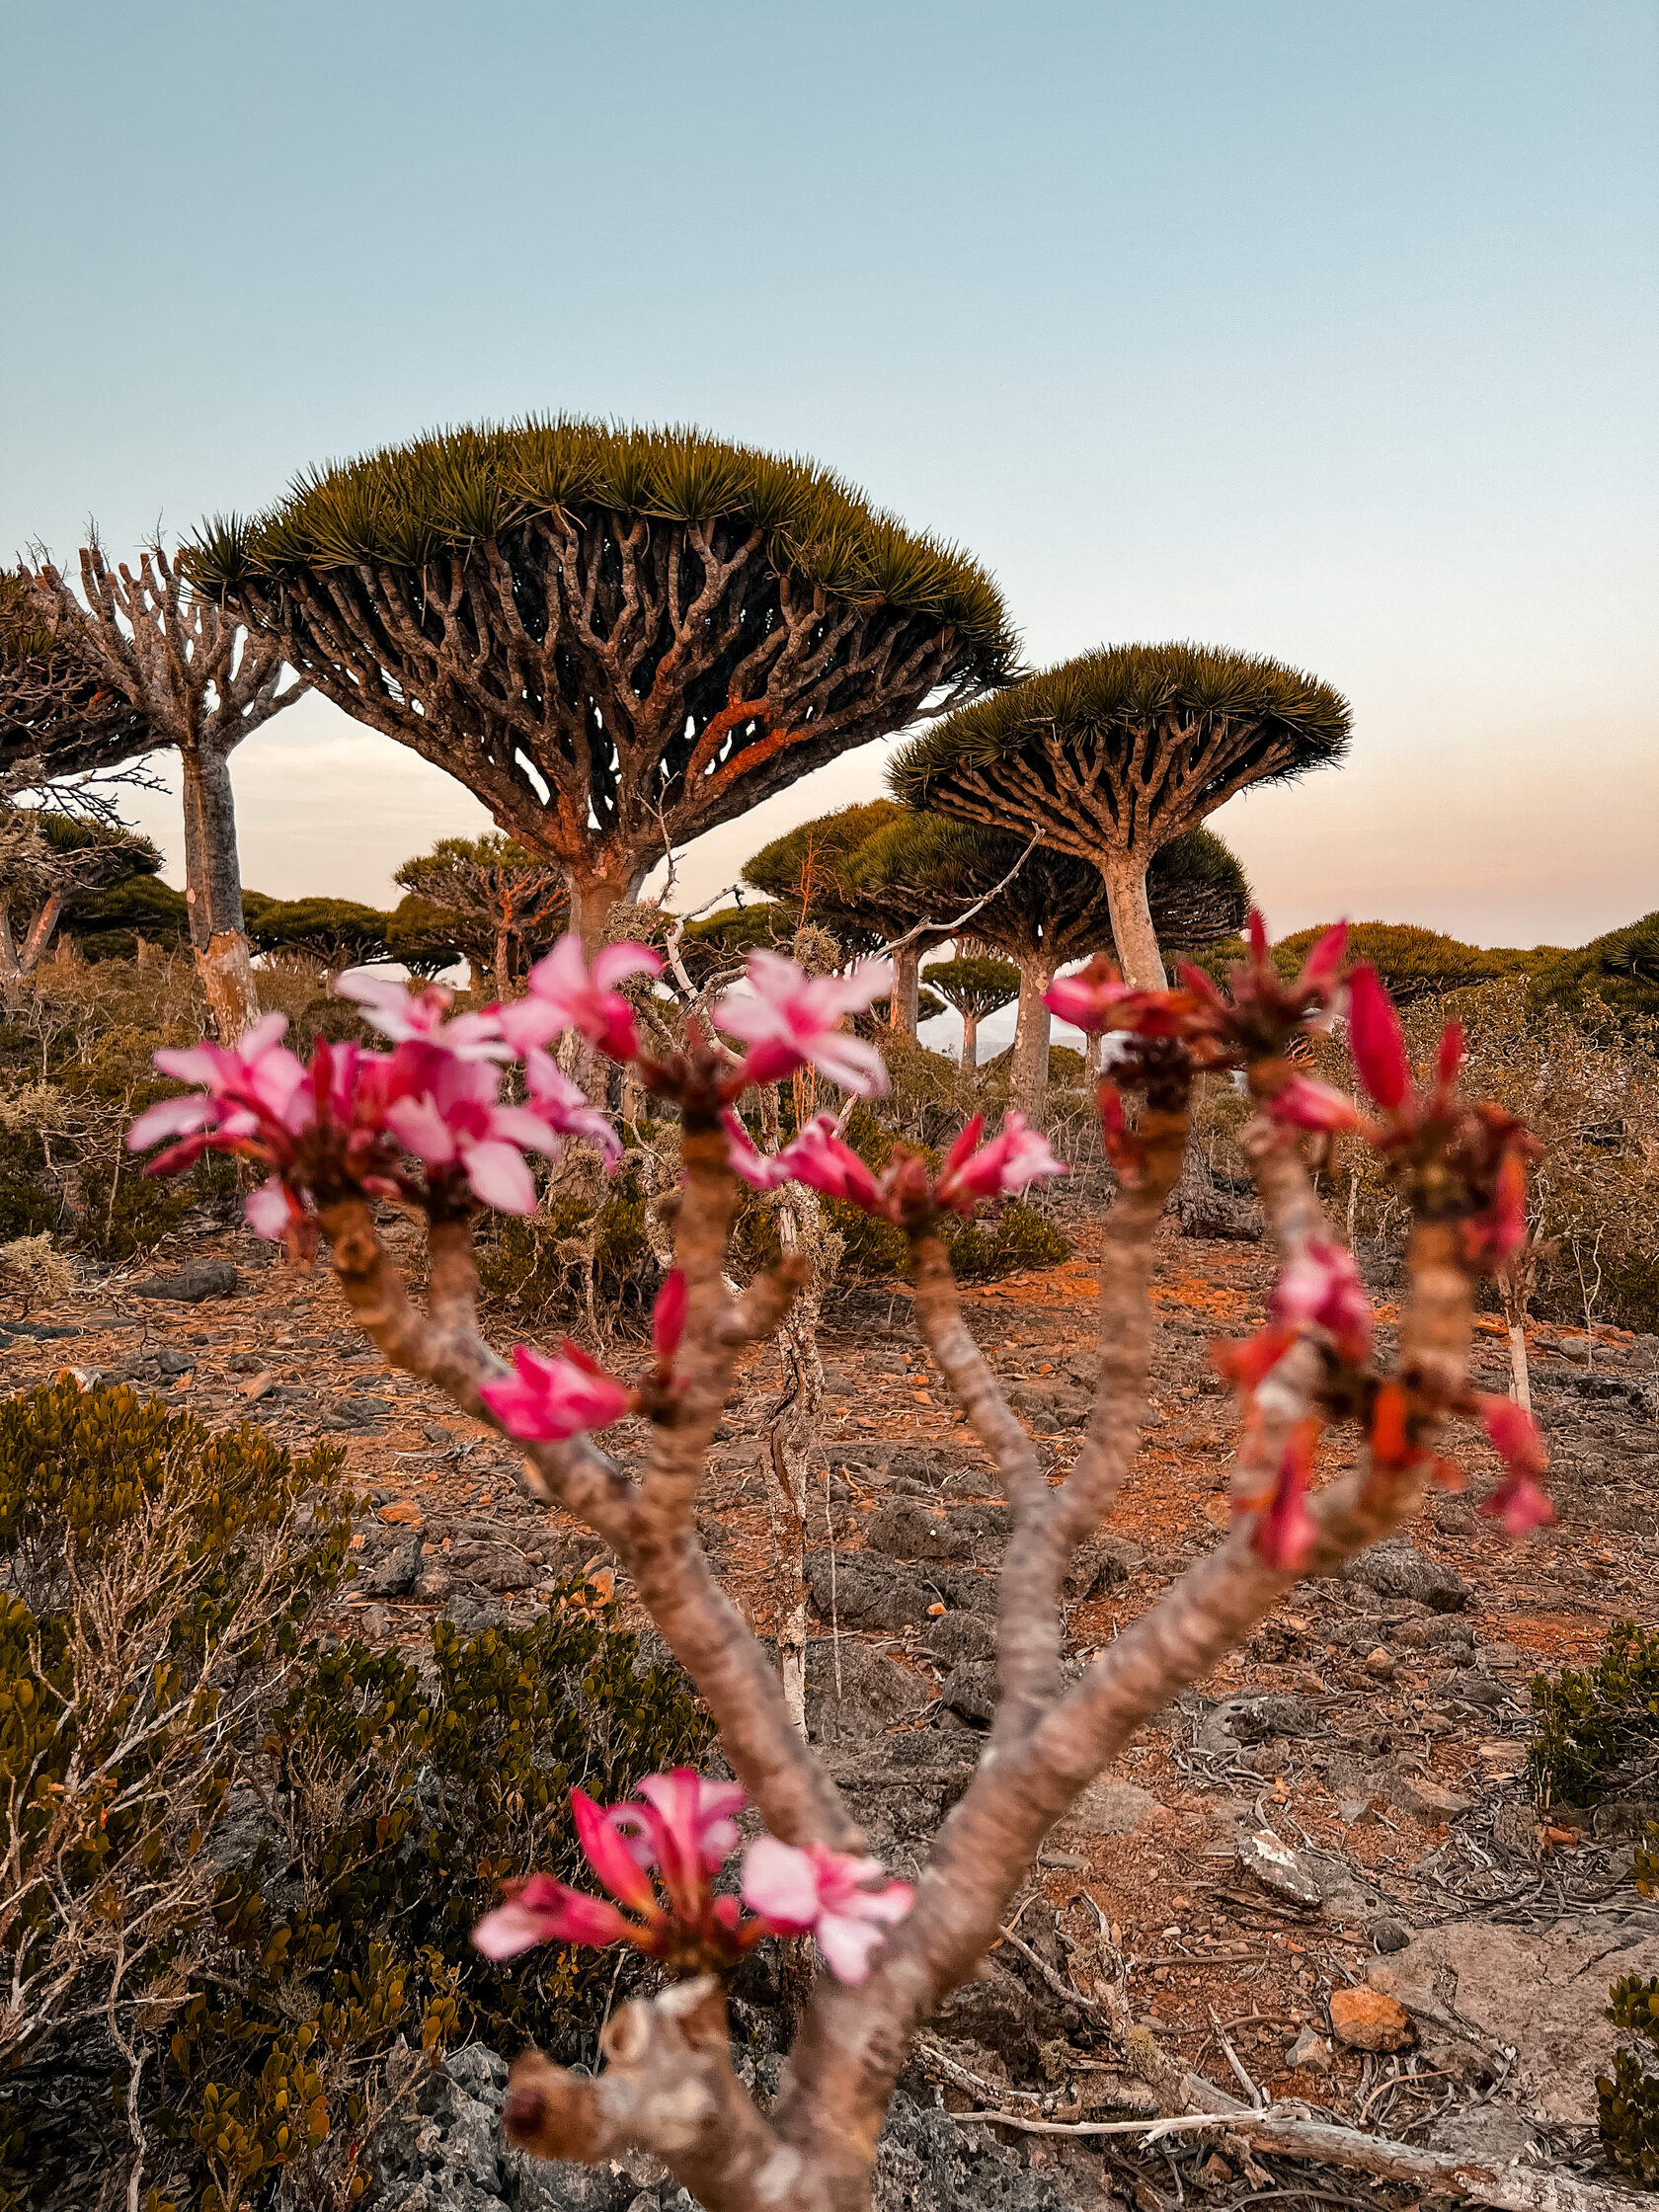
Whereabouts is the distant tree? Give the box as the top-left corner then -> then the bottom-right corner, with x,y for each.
850,815 -> 1247,1118
242,894 -> 393,978
921,955 -> 1021,1067
68,871 -> 191,962
392,833 -> 570,991
0,809 -> 162,991
891,643 -> 1347,988
22,543 -> 306,1038
742,801 -> 951,1035
1268,921 -> 1544,1002
385,893 -> 467,982
1531,912 -> 1659,1033
675,903 -> 799,990
0,572 -> 151,784
191,422 -> 1015,950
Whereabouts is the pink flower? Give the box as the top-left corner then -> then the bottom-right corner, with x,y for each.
472,1870 -> 632,1960
524,1051 -> 622,1169
1293,921 -> 1349,999
473,1770 -> 754,1972
1482,1471 -> 1555,1537
740,1838 -> 913,1984
1464,1146 -> 1529,1270
335,971 -> 509,1063
1272,1238 -> 1372,1364
713,951 -> 892,1096
1043,959 -> 1197,1040
1267,1074 -> 1365,1136
935,1112 -> 1067,1215
499,935 -> 663,1062
652,1270 -> 687,1361
1346,964 -> 1411,1112
1475,1391 -> 1553,1536
129,1012 -> 308,1157
1250,1419 -> 1320,1574
480,1342 -> 633,1442
245,1177 -> 299,1242
724,1110 -> 883,1209
383,1055 -> 562,1214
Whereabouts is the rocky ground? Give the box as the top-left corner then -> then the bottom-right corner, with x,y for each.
6,1211 -> 1658,2209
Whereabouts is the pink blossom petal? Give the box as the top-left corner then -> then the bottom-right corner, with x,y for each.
814,1912 -> 894,1985
244,1180 -> 293,1240
128,1094 -> 218,1150
384,1094 -> 459,1166
740,1836 -> 819,1929
1346,964 -> 1411,1112
592,941 -> 665,990
571,1789 -> 658,1915
471,1875 -> 631,1959
463,1141 -> 538,1214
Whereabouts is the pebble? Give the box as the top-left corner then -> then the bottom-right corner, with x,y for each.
1286,2026 -> 1333,2074
1236,1827 -> 1322,1908
379,1499 -> 425,1528
1328,1986 -> 1414,2052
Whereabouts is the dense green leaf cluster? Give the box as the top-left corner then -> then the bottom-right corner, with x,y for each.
922,956 -> 1023,1022
1528,1621 -> 1659,1812
1532,911 -> 1659,1034
1601,1975 -> 1659,2188
241,891 -> 393,970
189,419 -> 1017,680
890,641 -> 1350,805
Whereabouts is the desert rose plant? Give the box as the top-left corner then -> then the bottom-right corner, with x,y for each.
127,912 -> 1553,2212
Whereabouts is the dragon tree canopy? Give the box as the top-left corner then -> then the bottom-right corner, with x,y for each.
0,572 -> 152,783
889,642 -> 1348,987
189,420 -> 1019,944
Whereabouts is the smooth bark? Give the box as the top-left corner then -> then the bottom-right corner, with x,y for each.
1009,956 -> 1056,1123
180,742 -> 260,1040
1100,853 -> 1167,990
888,944 -> 920,1037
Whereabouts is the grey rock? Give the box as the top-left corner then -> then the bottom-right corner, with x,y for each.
1370,1917 -> 1412,1953
1062,1536 -> 1145,1601
1424,2106 -> 1545,2165
447,1594 -> 512,1634
1236,1827 -> 1322,1908
1007,1382 -> 1089,1430
133,1258 -> 242,1303
807,1549 -> 934,1631
864,1498 -> 965,1562
375,2043 -> 643,2211
364,1538 -> 425,1597
924,1612 -> 996,1667
806,1638 -> 929,1745
423,1421 -> 455,1444
941,1661 -> 996,1725
1383,1767 -> 1472,1821
1342,1540 -> 1471,1613
875,2091 -> 1068,2210
448,1540 -> 540,1593
1059,1778 -> 1162,1837
1286,2026 -> 1333,2074
156,1346 -> 198,1376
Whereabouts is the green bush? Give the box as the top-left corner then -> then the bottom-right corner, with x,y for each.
1528,1621 -> 1659,1813
478,1155 -> 658,1324
1601,1975 -> 1659,2188
0,1380 -> 711,2212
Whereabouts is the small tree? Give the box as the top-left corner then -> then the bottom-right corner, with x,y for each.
850,815 -> 1247,1117
22,543 -> 306,1039
0,572 -> 151,784
191,422 -> 1015,949
241,892 -> 394,980
1271,920 -> 1544,1002
1532,910 -> 1659,1034
385,892 -> 467,981
393,832 -> 570,991
741,801 -> 953,1035
920,954 -> 1020,1066
891,643 -> 1348,988
0,809 -> 163,993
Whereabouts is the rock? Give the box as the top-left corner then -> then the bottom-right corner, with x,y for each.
865,1499 -> 963,1561
423,1422 -> 455,1445
941,1662 -> 996,1725
1063,1536 -> 1144,1601
380,1499 -> 426,1527
1425,2106 -> 1545,2166
1384,1768 -> 1471,1822
446,1594 -> 511,1634
133,1259 -> 242,1303
363,1538 -> 424,1597
1369,1917 -> 1412,1953
875,2090 -> 1069,2211
156,1346 -> 198,1376
1236,1828 -> 1322,1908
1060,1778 -> 1161,1838
805,1639 -> 929,1745
1328,1987 -> 1414,2052
1008,1382 -> 1090,1430
925,1612 -> 996,1667
1342,1540 -> 1471,1613
447,1539 -> 539,1593
808,1549 -> 930,1630
1363,1647 -> 1395,1680
1285,2026 -> 1332,2074
1372,1921 -> 1659,2122
1490,1802 -> 1539,1860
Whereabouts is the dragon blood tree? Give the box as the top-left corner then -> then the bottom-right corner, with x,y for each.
741,800 -> 954,1036
920,953 -> 1021,1066
22,543 -> 305,1040
850,813 -> 1247,1117
890,643 -> 1349,989
0,570 -> 152,784
122,902 -> 1559,2210
188,421 -> 1017,951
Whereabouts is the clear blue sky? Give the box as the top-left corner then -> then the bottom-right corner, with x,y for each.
4,0 -> 1655,963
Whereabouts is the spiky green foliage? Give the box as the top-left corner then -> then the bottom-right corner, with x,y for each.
65,870 -> 190,957
1532,912 -> 1659,1034
1,809 -> 163,957
191,421 -> 1015,668
392,831 -> 570,984
848,816 -> 1247,965
187,424 -> 1015,899
922,955 -> 1022,1023
741,800 -> 925,955
677,902 -> 801,988
889,643 -> 1349,868
1601,1975 -> 1659,2187
384,892 -> 465,980
240,893 -> 393,971
1529,1621 -> 1659,1812
1264,921 -> 1546,1003
0,573 -> 153,781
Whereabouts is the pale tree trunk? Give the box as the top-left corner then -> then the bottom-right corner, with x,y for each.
1010,955 -> 1056,1125
570,865 -> 640,963
494,916 -> 514,995
888,944 -> 920,1038
180,742 -> 260,1041
1499,1256 -> 1537,1411
1101,852 -> 1167,988
961,1010 -> 980,1069
758,1084 -> 818,1733
1082,1031 -> 1102,1082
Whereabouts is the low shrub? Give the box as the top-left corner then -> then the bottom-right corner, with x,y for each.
0,1380 -> 710,2212
1528,1620 -> 1659,1812
1600,1975 -> 1659,2188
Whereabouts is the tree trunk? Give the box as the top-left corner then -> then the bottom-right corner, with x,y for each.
758,1085 -> 820,1734
494,916 -> 513,996
570,868 -> 633,962
888,944 -> 920,1037
1100,852 -> 1167,989
961,1010 -> 980,1069
1010,957 -> 1056,1125
180,742 -> 260,1041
